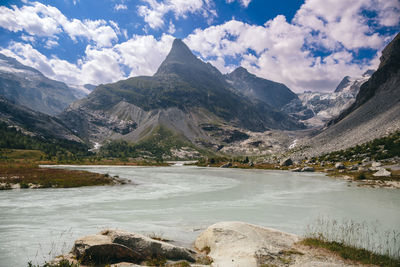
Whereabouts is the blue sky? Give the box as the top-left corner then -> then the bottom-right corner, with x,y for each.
0,0 -> 399,92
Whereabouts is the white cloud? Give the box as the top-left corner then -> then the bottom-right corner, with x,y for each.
185,0 -> 400,92
226,0 -> 252,8
137,0 -> 217,29
168,20 -> 176,34
44,39 -> 59,49
0,35 -> 174,86
114,4 -> 128,11
0,2 -> 118,47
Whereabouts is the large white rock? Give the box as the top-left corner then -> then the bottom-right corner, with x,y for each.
195,221 -> 299,267
373,168 -> 391,177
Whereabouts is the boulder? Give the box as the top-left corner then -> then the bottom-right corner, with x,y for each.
102,230 -> 196,262
349,165 -> 358,171
220,162 -> 232,168
195,221 -> 299,267
301,166 -> 315,172
290,167 -> 302,172
335,162 -> 346,169
373,168 -> 391,177
358,166 -> 367,172
280,158 -> 293,166
372,161 -> 382,168
72,234 -> 140,265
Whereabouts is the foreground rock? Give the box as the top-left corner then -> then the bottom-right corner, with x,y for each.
103,230 -> 196,262
64,230 -> 197,265
54,222 -> 368,266
195,221 -> 362,267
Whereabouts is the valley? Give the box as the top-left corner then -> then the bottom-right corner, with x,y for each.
0,2 -> 399,265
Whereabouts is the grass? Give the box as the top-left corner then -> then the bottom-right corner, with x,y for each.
0,163 -> 116,189
303,217 -> 400,266
28,259 -> 79,267
316,131 -> 400,162
302,238 -> 400,267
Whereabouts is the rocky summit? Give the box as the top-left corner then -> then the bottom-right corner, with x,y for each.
58,39 -> 304,151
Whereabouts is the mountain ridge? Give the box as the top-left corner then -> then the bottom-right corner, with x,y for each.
59,38 -> 304,150
0,53 -> 79,115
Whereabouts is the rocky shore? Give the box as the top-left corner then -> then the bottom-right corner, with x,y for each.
50,222 -> 365,267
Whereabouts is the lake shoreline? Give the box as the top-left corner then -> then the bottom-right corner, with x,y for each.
49,221 -> 400,267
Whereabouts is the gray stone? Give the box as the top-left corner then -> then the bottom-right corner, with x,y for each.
103,230 -> 196,262
291,167 -> 302,172
335,162 -> 346,169
72,234 -> 140,265
373,168 -> 391,177
301,166 -> 315,172
280,158 -> 293,166
220,162 -> 232,168
372,161 -> 382,168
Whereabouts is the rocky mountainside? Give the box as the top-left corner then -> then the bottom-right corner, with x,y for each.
0,96 -> 81,142
225,67 -> 298,109
59,39 -> 304,150
294,33 -> 400,157
282,70 -> 373,127
0,53 -> 81,115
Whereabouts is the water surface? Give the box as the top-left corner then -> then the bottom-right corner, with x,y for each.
0,166 -> 399,266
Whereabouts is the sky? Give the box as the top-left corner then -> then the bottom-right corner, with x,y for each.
0,0 -> 399,93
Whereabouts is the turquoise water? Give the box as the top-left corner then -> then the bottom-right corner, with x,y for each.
0,165 -> 399,266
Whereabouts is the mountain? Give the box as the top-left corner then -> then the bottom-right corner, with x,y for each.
225,67 -> 298,109
68,84 -> 96,99
295,32 -> 400,157
282,70 -> 373,127
0,96 -> 81,142
59,39 -> 304,151
0,53 -> 77,115
334,70 -> 374,94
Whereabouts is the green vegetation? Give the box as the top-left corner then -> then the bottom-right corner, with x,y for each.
303,217 -> 400,266
317,131 -> 400,162
0,122 -> 92,162
302,238 -> 399,267
144,256 -> 167,267
28,259 -> 79,267
99,126 -> 197,161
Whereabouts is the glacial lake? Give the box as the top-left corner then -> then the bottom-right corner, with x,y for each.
1,165 -> 400,266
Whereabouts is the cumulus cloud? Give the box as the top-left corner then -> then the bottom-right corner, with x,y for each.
0,35 -> 174,86
137,0 -> 217,29
114,4 -> 127,11
0,2 -> 118,47
226,0 -> 252,8
185,0 -> 400,92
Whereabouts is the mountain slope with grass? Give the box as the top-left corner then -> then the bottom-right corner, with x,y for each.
60,39 -> 304,155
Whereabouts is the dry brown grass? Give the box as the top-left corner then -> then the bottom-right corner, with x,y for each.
0,163 -> 115,188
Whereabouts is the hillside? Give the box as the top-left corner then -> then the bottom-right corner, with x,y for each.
60,39 -> 304,153
294,33 -> 400,158
0,53 -> 80,115
225,66 -> 298,109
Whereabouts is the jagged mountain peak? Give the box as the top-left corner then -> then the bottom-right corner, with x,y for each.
362,69 -> 375,77
226,66 -> 298,109
378,33 -> 400,69
231,66 -> 250,75
155,38 -> 204,75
